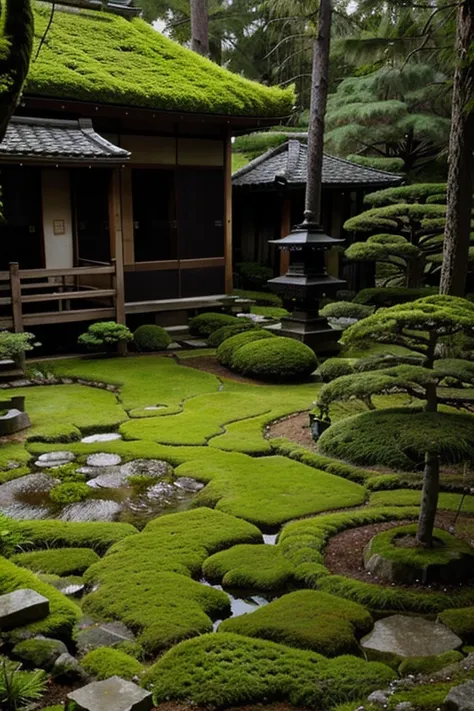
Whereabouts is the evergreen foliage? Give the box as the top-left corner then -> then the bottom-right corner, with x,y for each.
133,325 -> 171,352
78,322 -> 133,351
230,337 -> 318,382
207,321 -> 257,348
353,286 -> 438,307
189,312 -> 239,337
216,329 -> 275,368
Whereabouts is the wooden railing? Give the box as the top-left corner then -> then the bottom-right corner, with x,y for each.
0,261 -> 125,331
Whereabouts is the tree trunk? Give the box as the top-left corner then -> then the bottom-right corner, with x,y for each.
439,0 -> 474,297
416,451 -> 440,547
406,257 -> 425,288
190,0 -> 209,57
304,0 -> 332,225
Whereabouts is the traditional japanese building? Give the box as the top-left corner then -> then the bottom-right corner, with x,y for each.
232,139 -> 403,285
0,0 -> 293,338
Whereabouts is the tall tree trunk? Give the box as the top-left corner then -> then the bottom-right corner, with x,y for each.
439,0 -> 474,297
416,451 -> 440,547
304,0 -> 332,225
190,0 -> 209,57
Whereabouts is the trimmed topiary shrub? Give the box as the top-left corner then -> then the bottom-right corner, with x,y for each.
231,337 -> 318,382
207,321 -> 257,347
219,590 -> 373,656
318,358 -> 356,382
216,329 -> 275,368
133,325 -> 171,352
189,312 -> 239,337
320,302 -> 373,320
12,548 -> 99,577
78,321 -> 133,351
81,647 -> 143,681
353,287 -> 438,308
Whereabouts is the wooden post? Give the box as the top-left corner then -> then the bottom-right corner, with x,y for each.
109,170 -> 127,356
224,131 -> 233,295
9,263 -> 23,333
279,197 -> 291,276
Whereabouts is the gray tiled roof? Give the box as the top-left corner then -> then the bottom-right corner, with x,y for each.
233,139 -> 403,189
0,117 -> 130,163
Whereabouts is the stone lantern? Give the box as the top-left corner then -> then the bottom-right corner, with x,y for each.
268,221 -> 346,354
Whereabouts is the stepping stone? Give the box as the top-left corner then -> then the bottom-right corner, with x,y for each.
1,503 -> 50,520
50,577 -> 85,597
444,680 -> 474,710
167,342 -> 182,350
0,589 -> 49,629
120,459 -> 171,479
0,474 -> 57,506
36,451 -> 75,468
174,476 -> 204,492
146,482 -> 176,500
86,453 -> 122,467
60,500 -> 121,522
361,615 -> 462,663
86,467 -> 128,489
182,339 -> 208,348
76,622 -> 135,654
66,676 -> 153,711
81,433 -> 122,444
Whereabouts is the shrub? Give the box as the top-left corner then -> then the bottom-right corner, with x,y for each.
233,290 -> 283,307
320,302 -> 373,320
0,332 -> 39,361
144,633 -> 396,708
216,329 -> 275,368
353,286 -> 438,308
12,548 -> 99,577
14,520 -> 138,555
203,544 -> 294,591
231,337 -> 317,382
439,607 -> 474,643
0,658 -> 47,711
189,312 -> 239,337
78,321 -> 133,351
318,358 -> 356,382
236,261 -> 273,290
251,305 -> 289,320
219,590 -> 373,656
207,321 -> 257,348
133,325 -> 171,352
398,650 -> 463,677
81,648 -> 143,681
49,482 -> 92,506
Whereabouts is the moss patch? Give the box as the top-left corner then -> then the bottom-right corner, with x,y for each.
15,519 -> 138,555
398,650 -> 463,676
439,607 -> 474,643
219,590 -> 373,656
203,544 -> 294,591
81,647 -> 143,681
11,548 -> 99,577
144,632 -> 396,708
370,489 -> 474,513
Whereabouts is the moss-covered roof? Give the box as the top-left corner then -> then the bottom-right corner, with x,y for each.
26,4 -> 294,118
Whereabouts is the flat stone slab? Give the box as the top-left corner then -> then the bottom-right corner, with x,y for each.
81,433 -> 122,444
361,615 -> 462,661
60,500 -> 121,522
86,453 -> 122,467
86,467 -> 128,489
444,680 -> 474,710
143,405 -> 166,411
67,676 -> 153,711
1,503 -> 50,520
0,474 -> 57,506
120,459 -> 171,479
76,622 -> 135,654
0,589 -> 49,629
181,339 -> 208,348
36,451 -> 75,467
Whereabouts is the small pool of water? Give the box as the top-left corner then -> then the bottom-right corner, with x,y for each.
200,578 -> 273,631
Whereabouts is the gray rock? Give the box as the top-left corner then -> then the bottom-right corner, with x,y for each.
86,467 -> 129,489
50,577 -> 85,597
0,589 -> 49,629
443,680 -> 474,710
367,690 -> 389,707
174,476 -> 204,492
395,703 -> 414,711
67,676 -> 153,711
361,615 -> 463,662
60,499 -> 121,522
0,473 -> 56,506
147,482 -> 176,500
81,433 -> 122,444
1,504 -> 50,520
53,652 -> 89,683
76,622 -> 135,654
86,453 -> 122,467
143,406 -> 166,410
36,451 -> 75,467
76,466 -> 101,479
120,459 -> 172,479
13,636 -> 67,670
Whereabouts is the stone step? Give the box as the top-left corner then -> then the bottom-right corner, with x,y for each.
0,588 -> 50,629
67,676 -> 153,711
0,369 -> 24,383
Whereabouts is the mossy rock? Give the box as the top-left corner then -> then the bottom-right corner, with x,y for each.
81,647 -> 143,681
439,607 -> 474,644
13,637 -> 68,670
364,525 -> 474,585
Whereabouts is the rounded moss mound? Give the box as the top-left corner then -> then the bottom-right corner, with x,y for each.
216,329 -> 274,368
133,325 -> 171,352
318,358 -> 356,382
13,637 -> 67,671
12,548 -> 99,577
398,650 -> 463,677
318,407 -> 474,470
231,337 -> 318,382
320,302 -> 373,320
439,607 -> 474,643
81,647 -> 143,681
207,321 -> 257,348
364,525 -> 474,585
203,544 -> 294,591
189,312 -> 239,337
353,287 -> 438,307
219,590 -> 373,656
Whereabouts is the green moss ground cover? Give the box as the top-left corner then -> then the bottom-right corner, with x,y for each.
82,509 -> 262,653
439,606 -> 474,642
11,548 -> 99,576
203,544 -> 295,590
0,557 -> 81,639
29,5 -> 294,117
81,648 -> 144,681
219,590 -> 373,656
397,650 -> 463,676
370,489 -> 474,512
0,443 -> 31,471
14,520 -> 138,554
144,633 -> 396,708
